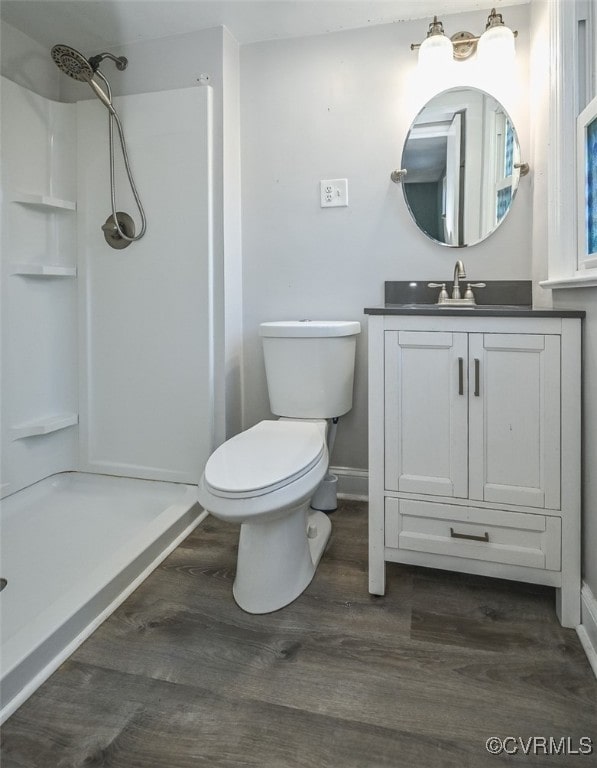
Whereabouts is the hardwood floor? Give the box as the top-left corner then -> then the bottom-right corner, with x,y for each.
2,501 -> 596,767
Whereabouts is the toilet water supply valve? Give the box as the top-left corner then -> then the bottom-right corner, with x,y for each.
310,417 -> 340,513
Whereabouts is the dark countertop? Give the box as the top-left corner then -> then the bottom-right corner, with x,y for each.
364,304 -> 586,318
364,281 -> 586,318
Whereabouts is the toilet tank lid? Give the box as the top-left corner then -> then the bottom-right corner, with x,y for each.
259,320 -> 361,338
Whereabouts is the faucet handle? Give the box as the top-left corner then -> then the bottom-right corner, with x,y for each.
464,282 -> 487,301
428,282 -> 449,302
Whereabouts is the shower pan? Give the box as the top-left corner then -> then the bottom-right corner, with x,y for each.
1,474 -> 203,722
51,44 -> 146,248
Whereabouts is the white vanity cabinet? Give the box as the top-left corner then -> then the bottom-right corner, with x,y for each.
366,310 -> 583,628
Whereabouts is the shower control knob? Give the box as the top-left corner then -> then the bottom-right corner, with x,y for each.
102,212 -> 135,249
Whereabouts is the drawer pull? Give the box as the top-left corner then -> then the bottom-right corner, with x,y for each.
450,527 -> 489,543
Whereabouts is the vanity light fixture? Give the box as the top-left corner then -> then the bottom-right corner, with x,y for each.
411,8 -> 517,64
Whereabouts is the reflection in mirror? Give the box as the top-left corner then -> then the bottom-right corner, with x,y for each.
401,87 -> 521,248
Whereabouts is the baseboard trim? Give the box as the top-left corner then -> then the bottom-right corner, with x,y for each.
331,466 -> 368,501
577,582 -> 597,680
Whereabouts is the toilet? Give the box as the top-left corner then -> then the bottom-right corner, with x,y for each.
198,320 -> 361,614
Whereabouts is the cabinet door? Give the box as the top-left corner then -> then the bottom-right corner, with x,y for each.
385,331 -> 468,497
468,333 -> 561,509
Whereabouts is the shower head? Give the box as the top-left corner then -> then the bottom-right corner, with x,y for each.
50,43 -> 120,116
51,44 -> 94,82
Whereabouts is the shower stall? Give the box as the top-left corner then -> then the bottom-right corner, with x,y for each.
0,57 -> 215,722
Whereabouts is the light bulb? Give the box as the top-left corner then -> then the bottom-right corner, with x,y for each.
418,32 -> 453,68
477,20 -> 516,63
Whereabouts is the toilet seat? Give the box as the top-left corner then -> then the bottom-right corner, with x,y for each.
203,420 -> 326,499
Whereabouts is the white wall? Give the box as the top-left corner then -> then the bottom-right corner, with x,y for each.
240,5 -> 532,473
77,87 -> 214,483
1,20 -> 229,493
58,25 -> 243,445
222,27 -> 244,438
529,0 -> 552,308
553,290 -> 597,598
551,0 -> 597,598
527,0 -> 597,607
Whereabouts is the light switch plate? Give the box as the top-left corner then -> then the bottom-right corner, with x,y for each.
320,179 -> 348,208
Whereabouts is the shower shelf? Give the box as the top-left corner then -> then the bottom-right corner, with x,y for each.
10,413 -> 79,440
11,263 -> 77,277
13,193 -> 76,211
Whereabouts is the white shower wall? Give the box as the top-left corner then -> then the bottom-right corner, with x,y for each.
1,77 -> 78,497
1,79 -> 215,496
77,86 -> 214,482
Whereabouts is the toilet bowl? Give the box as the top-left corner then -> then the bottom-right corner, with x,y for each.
198,319 -> 360,614
198,419 -> 332,613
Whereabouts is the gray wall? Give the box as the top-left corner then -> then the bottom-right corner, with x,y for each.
239,5 -> 532,472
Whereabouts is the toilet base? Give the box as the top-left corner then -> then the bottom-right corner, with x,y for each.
232,505 -> 332,614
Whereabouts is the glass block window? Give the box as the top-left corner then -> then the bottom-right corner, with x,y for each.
497,187 -> 512,222
504,120 -> 514,178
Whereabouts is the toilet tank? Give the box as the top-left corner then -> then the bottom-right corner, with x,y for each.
259,321 -> 361,418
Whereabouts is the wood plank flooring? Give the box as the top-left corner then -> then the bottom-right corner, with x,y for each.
2,501 -> 596,767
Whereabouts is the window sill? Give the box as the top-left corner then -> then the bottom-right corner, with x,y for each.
540,274 -> 597,289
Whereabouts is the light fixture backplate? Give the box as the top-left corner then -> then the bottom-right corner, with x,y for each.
450,31 -> 477,60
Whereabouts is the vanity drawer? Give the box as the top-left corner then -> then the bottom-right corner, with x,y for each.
384,498 -> 561,570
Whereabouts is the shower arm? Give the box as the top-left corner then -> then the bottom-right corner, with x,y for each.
89,52 -> 128,72
93,70 -> 147,242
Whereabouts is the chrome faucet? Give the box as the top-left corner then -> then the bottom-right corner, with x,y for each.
427,259 -> 485,306
452,260 -> 466,299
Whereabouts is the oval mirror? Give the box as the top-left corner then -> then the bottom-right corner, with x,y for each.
401,87 -> 521,248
